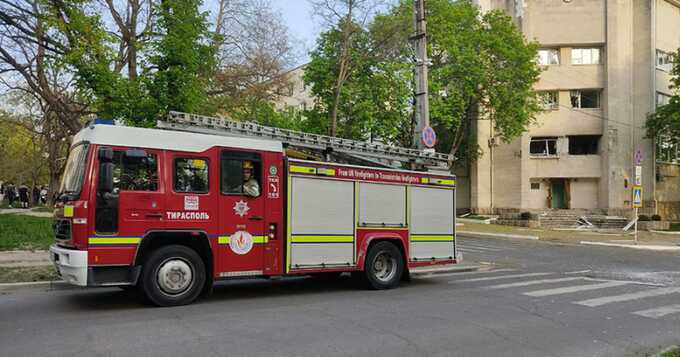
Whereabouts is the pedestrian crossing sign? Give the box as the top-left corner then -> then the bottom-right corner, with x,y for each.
632,186 -> 643,208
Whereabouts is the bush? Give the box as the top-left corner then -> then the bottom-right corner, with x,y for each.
652,214 -> 662,221
520,212 -> 532,220
638,215 -> 650,222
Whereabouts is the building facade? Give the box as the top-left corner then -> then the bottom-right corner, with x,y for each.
461,0 -> 680,216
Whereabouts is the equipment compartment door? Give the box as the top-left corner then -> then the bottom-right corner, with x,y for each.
289,176 -> 355,270
409,186 -> 455,261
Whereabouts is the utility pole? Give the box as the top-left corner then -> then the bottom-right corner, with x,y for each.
411,0 -> 430,150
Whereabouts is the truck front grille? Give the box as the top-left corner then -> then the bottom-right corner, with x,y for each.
53,219 -> 72,241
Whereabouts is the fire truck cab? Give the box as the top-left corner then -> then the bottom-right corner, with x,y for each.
50,117 -> 457,306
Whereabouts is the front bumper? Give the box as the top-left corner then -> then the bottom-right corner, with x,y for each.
49,244 -> 88,286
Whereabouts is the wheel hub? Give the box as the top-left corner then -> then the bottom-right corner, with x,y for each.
157,259 -> 193,296
372,252 -> 396,283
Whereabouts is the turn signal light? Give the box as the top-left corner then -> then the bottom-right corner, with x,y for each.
268,224 -> 276,240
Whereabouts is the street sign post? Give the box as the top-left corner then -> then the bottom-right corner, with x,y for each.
635,165 -> 642,186
632,185 -> 643,245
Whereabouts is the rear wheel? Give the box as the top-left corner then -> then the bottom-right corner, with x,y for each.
362,241 -> 404,290
139,245 -> 206,307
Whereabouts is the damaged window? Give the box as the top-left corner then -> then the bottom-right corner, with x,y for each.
537,49 -> 560,65
572,48 -> 601,65
570,90 -> 600,109
568,135 -> 600,155
530,137 -> 558,157
538,91 -> 559,110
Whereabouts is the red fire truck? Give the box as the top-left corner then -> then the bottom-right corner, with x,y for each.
50,112 -> 457,306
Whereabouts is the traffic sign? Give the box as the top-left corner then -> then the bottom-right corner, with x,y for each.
635,165 -> 642,186
421,126 -> 436,148
632,185 -> 643,208
635,149 -> 643,165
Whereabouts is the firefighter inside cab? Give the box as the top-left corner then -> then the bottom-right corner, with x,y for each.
242,160 -> 259,197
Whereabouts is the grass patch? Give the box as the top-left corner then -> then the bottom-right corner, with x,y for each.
660,346 -> 680,357
0,214 -> 53,251
669,223 -> 680,232
0,266 -> 58,283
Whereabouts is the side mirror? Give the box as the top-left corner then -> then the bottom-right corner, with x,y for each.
99,162 -> 114,193
99,147 -> 114,162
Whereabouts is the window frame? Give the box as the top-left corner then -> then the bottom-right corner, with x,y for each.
538,91 -> 559,110
172,157 -> 210,194
529,137 -> 559,157
656,49 -> 673,72
537,48 -> 560,66
571,48 -> 601,65
656,92 -> 672,108
113,149 -> 160,193
220,150 -> 262,196
570,90 -> 601,109
567,135 -> 600,155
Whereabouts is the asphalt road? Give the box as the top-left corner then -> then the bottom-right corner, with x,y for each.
1,235 -> 680,357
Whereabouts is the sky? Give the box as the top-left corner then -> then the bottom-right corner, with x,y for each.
271,0 -> 322,65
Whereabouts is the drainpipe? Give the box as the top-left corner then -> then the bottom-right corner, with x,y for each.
651,0 -> 659,214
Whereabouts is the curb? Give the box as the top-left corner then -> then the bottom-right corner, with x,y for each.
0,280 -> 73,293
409,263 -> 481,277
650,230 -> 680,235
580,241 -> 680,252
458,231 -> 539,240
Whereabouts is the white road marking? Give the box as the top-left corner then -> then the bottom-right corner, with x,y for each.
575,287 -> 680,307
523,280 -> 630,297
458,244 -> 504,251
564,270 -> 592,275
632,304 -> 680,319
453,272 -> 554,283
419,268 -> 516,279
486,277 -> 583,289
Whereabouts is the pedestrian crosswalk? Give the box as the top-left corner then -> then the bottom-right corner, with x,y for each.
430,267 -> 680,320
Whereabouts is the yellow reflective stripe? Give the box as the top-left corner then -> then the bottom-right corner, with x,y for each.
420,177 -> 429,184
317,168 -> 336,176
290,165 -> 317,174
291,235 -> 354,243
218,235 -> 268,244
433,179 -> 456,186
63,205 -> 74,217
411,235 -> 455,242
89,237 -> 141,244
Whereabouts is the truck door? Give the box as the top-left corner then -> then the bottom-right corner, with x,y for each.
94,148 -> 164,244
217,150 -> 266,277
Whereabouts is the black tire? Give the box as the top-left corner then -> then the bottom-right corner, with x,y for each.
362,241 -> 404,290
139,245 -> 206,307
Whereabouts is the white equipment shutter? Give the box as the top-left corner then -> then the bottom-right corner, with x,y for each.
358,183 -> 406,227
409,186 -> 455,260
290,177 -> 355,267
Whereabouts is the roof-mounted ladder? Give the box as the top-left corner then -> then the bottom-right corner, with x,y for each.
157,111 -> 452,167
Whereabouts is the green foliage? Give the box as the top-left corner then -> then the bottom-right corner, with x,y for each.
647,48 -> 680,148
44,0 -> 217,127
304,17 -> 413,144
141,0 -> 216,126
0,118 -> 49,185
0,214 -> 54,251
321,0 -> 541,161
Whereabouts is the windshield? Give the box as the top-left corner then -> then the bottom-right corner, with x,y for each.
58,143 -> 90,197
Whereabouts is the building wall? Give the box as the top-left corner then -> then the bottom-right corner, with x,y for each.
492,138 -> 522,208
523,0 -> 606,45
570,178 -> 599,209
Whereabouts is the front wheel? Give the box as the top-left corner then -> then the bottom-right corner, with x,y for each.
139,245 -> 206,307
362,241 -> 404,290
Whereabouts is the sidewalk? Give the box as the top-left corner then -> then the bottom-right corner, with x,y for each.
458,222 -> 680,251
0,208 -> 53,218
0,250 -> 51,268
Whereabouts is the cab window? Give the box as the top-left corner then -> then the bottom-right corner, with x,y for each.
174,158 -> 209,193
112,150 -> 158,192
220,151 -> 261,195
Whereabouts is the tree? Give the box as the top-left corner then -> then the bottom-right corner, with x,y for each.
646,48 -> 680,161
393,0 -> 541,161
